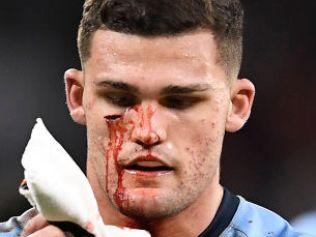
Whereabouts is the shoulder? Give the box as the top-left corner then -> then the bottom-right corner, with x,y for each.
221,197 -> 314,237
291,211 -> 316,236
0,208 -> 37,237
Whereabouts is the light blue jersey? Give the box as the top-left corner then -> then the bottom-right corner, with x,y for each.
292,211 -> 316,236
1,198 -> 314,237
0,208 -> 36,237
220,197 -> 314,237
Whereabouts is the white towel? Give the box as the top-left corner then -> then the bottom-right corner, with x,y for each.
20,118 -> 150,237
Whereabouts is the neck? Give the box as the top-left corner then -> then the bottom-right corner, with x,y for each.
87,161 -> 223,237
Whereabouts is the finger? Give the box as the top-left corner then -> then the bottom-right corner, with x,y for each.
28,225 -> 66,237
21,214 -> 49,237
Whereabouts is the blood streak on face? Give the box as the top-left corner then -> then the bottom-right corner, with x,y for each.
104,104 -> 157,208
104,114 -> 126,207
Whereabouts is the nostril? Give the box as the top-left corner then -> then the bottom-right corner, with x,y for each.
135,139 -> 161,149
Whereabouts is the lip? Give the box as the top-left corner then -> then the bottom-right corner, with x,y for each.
121,152 -> 174,176
122,152 -> 173,168
124,169 -> 174,177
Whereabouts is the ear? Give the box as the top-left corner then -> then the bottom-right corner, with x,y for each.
225,79 -> 255,132
64,68 -> 86,125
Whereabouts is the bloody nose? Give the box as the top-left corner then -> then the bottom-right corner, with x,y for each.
130,105 -> 162,148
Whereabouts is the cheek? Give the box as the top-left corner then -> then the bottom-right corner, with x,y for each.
84,93 -> 123,149
176,115 -> 225,151
85,94 -> 106,131
188,129 -> 220,170
174,114 -> 226,178
84,97 -> 113,174
86,114 -> 109,156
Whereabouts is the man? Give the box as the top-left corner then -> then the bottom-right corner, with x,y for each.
0,0 -> 311,236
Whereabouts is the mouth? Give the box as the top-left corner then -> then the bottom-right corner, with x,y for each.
124,160 -> 174,176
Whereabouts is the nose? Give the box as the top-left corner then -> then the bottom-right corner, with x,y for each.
133,130 -> 161,148
130,104 -> 166,149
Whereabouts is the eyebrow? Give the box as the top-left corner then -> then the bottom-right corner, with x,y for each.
95,79 -> 213,95
160,84 -> 213,95
95,80 -> 139,93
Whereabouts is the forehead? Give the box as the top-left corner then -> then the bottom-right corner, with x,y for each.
85,29 -> 226,88
91,29 -> 218,59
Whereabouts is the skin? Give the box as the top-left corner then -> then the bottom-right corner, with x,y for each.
22,29 -> 255,237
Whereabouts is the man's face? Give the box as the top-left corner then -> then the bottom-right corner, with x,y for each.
82,30 -> 231,219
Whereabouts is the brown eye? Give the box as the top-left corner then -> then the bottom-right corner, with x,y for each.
159,96 -> 203,110
105,92 -> 138,107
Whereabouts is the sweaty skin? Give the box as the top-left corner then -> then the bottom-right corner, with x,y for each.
64,29 -> 255,237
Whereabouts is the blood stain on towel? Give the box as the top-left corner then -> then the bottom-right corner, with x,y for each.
86,220 -> 95,233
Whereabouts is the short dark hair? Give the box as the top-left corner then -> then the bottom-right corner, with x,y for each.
78,0 -> 244,80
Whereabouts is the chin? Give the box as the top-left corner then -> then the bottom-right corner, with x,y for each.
112,187 -> 185,220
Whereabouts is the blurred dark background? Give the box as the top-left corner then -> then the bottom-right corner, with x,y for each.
0,0 -> 315,221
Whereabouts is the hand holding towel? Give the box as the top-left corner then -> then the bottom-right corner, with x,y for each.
20,118 -> 150,237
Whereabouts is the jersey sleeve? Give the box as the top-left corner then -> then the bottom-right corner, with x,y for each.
0,208 -> 37,237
